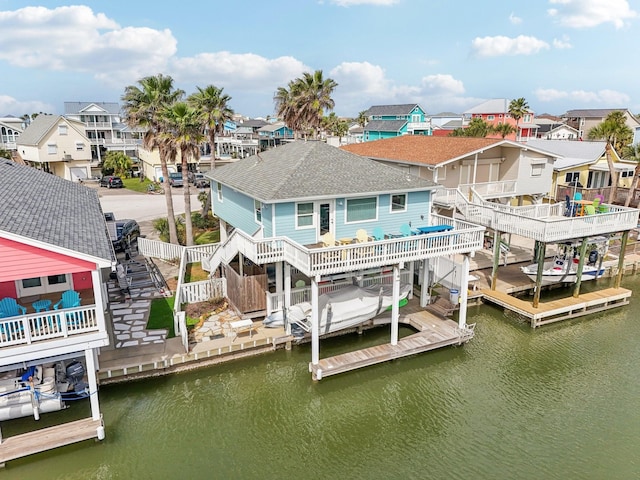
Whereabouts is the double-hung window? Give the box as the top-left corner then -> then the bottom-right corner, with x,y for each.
296,202 -> 314,228
254,199 -> 262,223
391,194 -> 407,213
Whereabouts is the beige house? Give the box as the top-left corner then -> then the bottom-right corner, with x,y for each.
138,146 -> 200,183
16,115 -> 92,181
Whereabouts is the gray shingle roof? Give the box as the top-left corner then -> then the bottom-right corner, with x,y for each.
365,104 -> 422,116
16,115 -> 60,146
64,102 -> 121,115
563,108 -> 623,118
525,139 -> 606,170
206,141 -> 438,202
363,120 -> 407,133
0,158 -> 113,262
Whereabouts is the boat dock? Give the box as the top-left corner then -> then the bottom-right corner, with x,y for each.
0,416 -> 103,465
481,287 -> 631,328
310,310 -> 473,381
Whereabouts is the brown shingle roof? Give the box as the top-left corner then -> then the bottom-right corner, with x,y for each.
341,136 -> 503,166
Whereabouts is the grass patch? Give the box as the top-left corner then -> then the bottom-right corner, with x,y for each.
184,263 -> 209,283
123,177 -> 155,193
195,229 -> 219,245
148,296 -> 176,337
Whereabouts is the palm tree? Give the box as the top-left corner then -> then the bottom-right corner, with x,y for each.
161,102 -> 204,245
508,97 -> 529,140
187,85 -> 234,171
356,110 -> 368,127
122,74 -> 184,244
622,143 -> 640,207
449,117 -> 491,137
274,70 -> 338,138
587,111 -> 633,203
492,122 -> 516,139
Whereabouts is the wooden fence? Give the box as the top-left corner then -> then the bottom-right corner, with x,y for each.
223,265 -> 267,314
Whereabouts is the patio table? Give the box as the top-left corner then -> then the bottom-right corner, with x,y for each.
32,299 -> 52,313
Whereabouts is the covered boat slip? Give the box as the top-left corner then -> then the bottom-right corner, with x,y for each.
0,417 -> 103,465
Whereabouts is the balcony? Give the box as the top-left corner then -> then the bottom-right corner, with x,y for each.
407,122 -> 431,131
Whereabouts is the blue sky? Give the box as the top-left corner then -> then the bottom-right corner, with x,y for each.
0,0 -> 638,119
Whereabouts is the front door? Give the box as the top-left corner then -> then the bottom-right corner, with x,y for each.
316,201 -> 334,241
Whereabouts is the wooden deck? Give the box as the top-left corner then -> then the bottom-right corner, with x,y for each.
0,417 -> 103,465
310,312 -> 473,380
481,287 -> 631,328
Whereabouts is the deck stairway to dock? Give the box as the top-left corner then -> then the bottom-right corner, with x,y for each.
434,187 -> 639,243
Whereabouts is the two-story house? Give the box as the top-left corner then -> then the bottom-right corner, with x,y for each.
0,158 -> 113,443
17,115 -> 93,181
257,121 -> 295,149
204,141 -> 484,379
464,99 -> 538,141
0,115 -> 24,151
363,104 -> 431,141
562,108 -> 640,142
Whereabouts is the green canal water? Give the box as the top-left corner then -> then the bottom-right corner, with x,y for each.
3,276 -> 640,479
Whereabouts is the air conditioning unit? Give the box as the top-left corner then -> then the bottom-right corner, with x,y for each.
63,154 -> 72,161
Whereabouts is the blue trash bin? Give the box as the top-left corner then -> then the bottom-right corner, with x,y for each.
449,289 -> 459,304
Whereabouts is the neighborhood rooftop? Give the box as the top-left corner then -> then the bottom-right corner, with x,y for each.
206,140 -> 438,202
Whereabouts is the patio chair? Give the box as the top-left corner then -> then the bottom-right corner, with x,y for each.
355,229 -> 370,243
585,205 -> 596,215
399,224 -> 414,237
0,297 -> 26,318
372,226 -> 386,241
592,197 -> 601,211
573,191 -> 582,201
53,290 -> 81,310
565,195 -> 577,217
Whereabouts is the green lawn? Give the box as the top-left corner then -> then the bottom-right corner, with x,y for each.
195,230 -> 219,244
148,296 -> 175,337
123,177 -> 155,193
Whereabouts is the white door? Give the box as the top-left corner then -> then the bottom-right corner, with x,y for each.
316,201 -> 334,241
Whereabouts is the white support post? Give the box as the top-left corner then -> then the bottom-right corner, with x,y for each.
391,264 -> 400,345
407,261 -> 414,299
92,269 -> 107,334
219,219 -> 228,243
85,348 -> 102,422
275,261 -> 283,294
310,276 -> 320,367
284,263 -> 291,335
420,259 -> 430,307
458,254 -> 470,329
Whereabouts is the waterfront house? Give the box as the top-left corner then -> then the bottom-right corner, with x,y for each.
524,139 -> 637,204
341,135 -> 557,204
464,99 -> 538,141
562,108 -> 640,142
257,121 -> 294,149
203,141 -> 484,378
0,116 -> 23,151
0,158 -> 113,439
16,115 -> 93,182
363,104 -> 431,141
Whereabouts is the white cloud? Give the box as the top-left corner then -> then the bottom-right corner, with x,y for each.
0,94 -> 54,117
331,0 -> 399,6
547,0 -> 637,29
471,35 -> 550,57
535,87 -> 630,105
553,36 -> 572,49
509,12 -> 523,24
0,5 -> 176,84
420,74 -> 465,96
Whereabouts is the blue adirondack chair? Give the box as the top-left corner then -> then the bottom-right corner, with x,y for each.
0,297 -> 26,318
372,226 -> 386,241
53,290 -> 81,310
400,224 -> 414,237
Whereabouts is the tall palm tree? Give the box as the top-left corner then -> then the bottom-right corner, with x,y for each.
492,122 -> 516,139
161,102 -> 204,245
187,85 -> 234,171
356,110 -> 368,128
274,70 -> 338,139
622,143 -> 640,207
508,97 -> 529,141
122,74 -> 184,244
588,111 -> 633,203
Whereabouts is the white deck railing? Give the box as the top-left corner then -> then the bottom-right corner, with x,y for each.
179,278 -> 227,304
0,306 -> 99,348
205,216 -> 485,277
459,180 -> 518,198
138,238 -> 184,261
439,187 -> 639,242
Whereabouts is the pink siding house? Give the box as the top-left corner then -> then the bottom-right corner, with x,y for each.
0,157 -> 114,438
464,98 -> 538,141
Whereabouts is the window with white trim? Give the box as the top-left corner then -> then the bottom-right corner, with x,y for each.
254,199 -> 262,223
487,115 -> 495,121
217,182 -> 223,201
47,143 -> 57,155
531,164 -> 543,177
17,274 -> 71,296
565,172 -> 579,183
296,202 -> 314,228
391,194 -> 407,213
58,124 -> 67,135
346,197 -> 377,223
75,141 -> 84,151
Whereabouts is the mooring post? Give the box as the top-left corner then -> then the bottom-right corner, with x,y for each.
615,230 -> 630,288
573,237 -> 589,298
491,230 -> 501,290
533,242 -> 546,308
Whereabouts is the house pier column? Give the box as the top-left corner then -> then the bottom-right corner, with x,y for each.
573,237 -> 589,298
532,242 -> 546,309
407,261 -> 414,299
284,263 -> 291,335
615,230 -> 629,288
310,275 -> 320,368
458,255 -> 470,329
85,348 -> 101,422
92,270 -> 107,334
275,261 -> 283,293
420,259 -> 430,307
491,230 -> 501,290
390,264 -> 400,346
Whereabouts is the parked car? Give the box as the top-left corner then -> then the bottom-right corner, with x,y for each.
100,175 -> 124,188
112,219 -> 141,252
193,173 -> 210,189
168,172 -> 183,187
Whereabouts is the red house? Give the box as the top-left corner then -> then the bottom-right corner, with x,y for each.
463,98 -> 538,141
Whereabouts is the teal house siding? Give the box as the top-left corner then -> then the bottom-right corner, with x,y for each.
212,184 -> 263,236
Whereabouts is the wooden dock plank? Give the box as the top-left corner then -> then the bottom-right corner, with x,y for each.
0,417 -> 103,464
